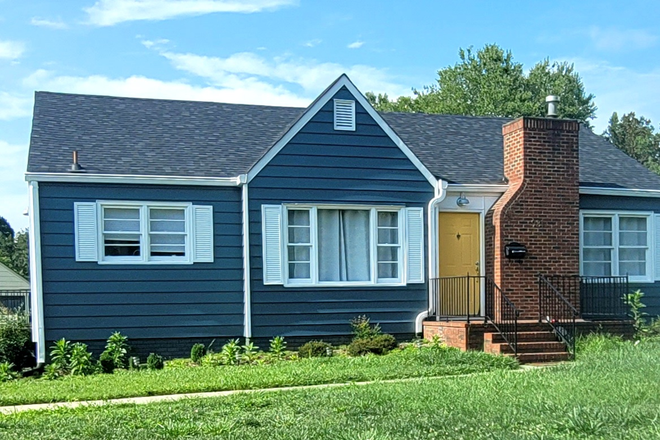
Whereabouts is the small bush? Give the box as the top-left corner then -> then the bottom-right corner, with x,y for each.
350,315 -> 382,340
220,339 -> 241,365
0,361 -> 17,382
298,340 -> 332,358
269,336 -> 287,359
69,343 -> 95,376
348,334 -> 398,356
241,342 -> 260,364
190,343 -> 206,363
98,350 -> 115,374
49,338 -> 72,375
102,332 -> 130,370
146,353 -> 164,370
0,314 -> 33,369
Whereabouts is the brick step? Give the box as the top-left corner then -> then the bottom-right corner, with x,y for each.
515,351 -> 572,364
484,331 -> 558,344
485,340 -> 566,355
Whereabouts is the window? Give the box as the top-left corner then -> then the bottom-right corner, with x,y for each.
581,212 -> 652,281
74,201 -> 214,264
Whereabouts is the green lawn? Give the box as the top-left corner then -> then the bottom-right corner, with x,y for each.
1,340 -> 659,439
0,346 -> 516,406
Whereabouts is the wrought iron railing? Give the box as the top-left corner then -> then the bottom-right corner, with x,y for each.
542,275 -> 629,320
430,275 -> 482,323
484,279 -> 520,356
538,275 -> 578,358
0,290 -> 30,315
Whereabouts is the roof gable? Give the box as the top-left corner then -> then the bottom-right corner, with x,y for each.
0,261 -> 29,290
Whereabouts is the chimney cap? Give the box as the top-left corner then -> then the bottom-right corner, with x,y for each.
545,95 -> 560,117
545,95 -> 560,103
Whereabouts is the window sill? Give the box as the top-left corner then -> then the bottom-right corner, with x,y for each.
283,281 -> 406,288
98,259 -> 193,265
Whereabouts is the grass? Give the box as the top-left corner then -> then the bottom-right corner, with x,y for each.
0,345 -> 516,406
0,338 -> 659,439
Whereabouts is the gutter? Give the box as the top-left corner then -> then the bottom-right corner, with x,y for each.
240,175 -> 252,341
27,182 -> 45,365
25,173 -> 242,187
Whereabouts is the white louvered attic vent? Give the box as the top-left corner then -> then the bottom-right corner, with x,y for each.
333,99 -> 356,131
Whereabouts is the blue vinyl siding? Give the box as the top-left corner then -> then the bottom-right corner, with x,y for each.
580,194 -> 660,317
249,87 -> 434,338
39,182 -> 244,341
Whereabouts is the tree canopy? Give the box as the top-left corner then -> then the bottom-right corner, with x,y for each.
604,112 -> 660,174
367,44 -> 597,124
0,217 -> 29,279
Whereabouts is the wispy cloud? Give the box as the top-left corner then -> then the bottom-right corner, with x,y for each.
0,92 -> 32,120
30,17 -> 68,29
141,38 -> 170,49
84,0 -> 297,26
0,40 -> 25,60
347,40 -> 364,49
588,26 -> 658,51
303,39 -> 321,48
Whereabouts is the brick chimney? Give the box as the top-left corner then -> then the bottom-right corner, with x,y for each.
485,117 -> 581,319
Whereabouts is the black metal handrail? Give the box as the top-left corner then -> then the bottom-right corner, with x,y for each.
538,275 -> 579,358
430,275 -> 483,323
542,275 -> 629,320
484,279 -> 520,356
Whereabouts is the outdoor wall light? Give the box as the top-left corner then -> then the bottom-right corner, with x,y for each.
456,193 -> 470,207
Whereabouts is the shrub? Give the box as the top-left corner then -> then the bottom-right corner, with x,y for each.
624,290 -> 647,337
348,334 -> 398,356
146,353 -> 164,370
0,361 -> 17,382
269,336 -> 287,360
98,350 -> 115,374
190,343 -> 206,363
102,332 -> 130,370
220,339 -> 241,365
0,313 -> 33,369
241,342 -> 260,364
350,315 -> 382,340
49,338 -> 72,375
298,340 -> 332,358
69,343 -> 95,376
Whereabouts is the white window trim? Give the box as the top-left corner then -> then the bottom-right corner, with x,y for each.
580,210 -> 654,283
282,204 -> 405,287
97,200 -> 193,265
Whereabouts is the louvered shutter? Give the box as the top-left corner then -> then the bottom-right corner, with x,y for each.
654,214 -> 660,280
262,205 -> 284,285
333,99 -> 356,131
405,207 -> 425,283
192,205 -> 214,263
74,202 -> 98,262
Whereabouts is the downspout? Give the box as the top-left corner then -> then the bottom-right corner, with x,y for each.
239,174 -> 252,341
28,181 -> 45,365
415,179 -> 448,334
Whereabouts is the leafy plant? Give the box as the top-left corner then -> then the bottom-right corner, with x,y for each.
220,339 -> 241,365
0,313 -> 33,369
241,342 -> 260,364
43,363 -> 61,380
102,332 -> 130,370
69,343 -> 95,376
298,340 -> 332,358
350,315 -> 382,340
98,351 -> 115,374
190,343 -> 206,363
128,356 -> 140,370
624,290 -> 648,337
348,334 -> 398,356
269,336 -> 287,360
49,338 -> 72,374
146,353 -> 164,370
0,361 -> 17,382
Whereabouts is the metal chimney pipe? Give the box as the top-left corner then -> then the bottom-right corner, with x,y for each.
70,150 -> 83,172
545,95 -> 560,118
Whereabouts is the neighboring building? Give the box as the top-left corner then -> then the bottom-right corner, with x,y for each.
24,75 -> 660,363
0,261 -> 30,313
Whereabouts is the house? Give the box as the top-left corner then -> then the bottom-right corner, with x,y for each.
25,74 -> 660,363
0,261 -> 30,313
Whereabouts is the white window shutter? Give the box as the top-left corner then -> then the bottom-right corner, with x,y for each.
334,99 -> 356,131
74,202 -> 98,262
405,207 -> 425,284
192,205 -> 214,263
654,214 -> 660,281
262,205 -> 284,285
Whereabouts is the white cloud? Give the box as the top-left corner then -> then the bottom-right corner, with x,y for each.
85,0 -> 297,26
30,17 -> 68,29
347,40 -> 364,49
0,92 -> 32,120
141,38 -> 170,49
157,49 -> 409,97
569,58 -> 660,133
0,140 -> 29,230
23,69 -> 310,107
588,26 -> 658,51
0,40 -> 25,60
303,39 -> 321,48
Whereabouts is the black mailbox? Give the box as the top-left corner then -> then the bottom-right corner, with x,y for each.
504,242 -> 527,259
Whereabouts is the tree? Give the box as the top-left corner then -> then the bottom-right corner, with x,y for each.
367,44 -> 597,124
604,112 -> 660,173
0,217 -> 29,279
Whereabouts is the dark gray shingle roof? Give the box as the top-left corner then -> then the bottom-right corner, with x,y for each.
27,91 -> 660,190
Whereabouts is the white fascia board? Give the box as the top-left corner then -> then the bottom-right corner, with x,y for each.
446,183 -> 508,194
25,173 -> 243,187
580,187 -> 660,198
246,74 -> 438,189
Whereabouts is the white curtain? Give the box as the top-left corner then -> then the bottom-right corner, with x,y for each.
318,209 -> 370,281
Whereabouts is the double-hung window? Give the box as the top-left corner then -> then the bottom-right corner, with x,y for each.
262,204 -> 424,287
581,212 -> 653,282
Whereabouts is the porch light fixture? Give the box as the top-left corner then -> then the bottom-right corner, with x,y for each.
456,193 -> 470,207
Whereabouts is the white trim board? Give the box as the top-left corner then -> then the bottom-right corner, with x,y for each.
246,74 -> 439,189
27,181 -> 45,364
25,173 -> 242,187
580,187 -> 660,198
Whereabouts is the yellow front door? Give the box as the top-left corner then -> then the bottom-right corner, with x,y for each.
438,212 -> 481,315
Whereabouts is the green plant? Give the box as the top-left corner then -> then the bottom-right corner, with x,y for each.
69,343 -> 95,376
0,361 -> 17,382
102,332 -> 130,370
624,290 -> 648,337
128,356 -> 140,370
42,363 -> 60,380
269,336 -> 287,360
350,315 -> 382,340
0,313 -> 33,369
576,333 -> 625,355
146,353 -> 164,370
347,334 -> 398,356
98,350 -> 115,374
241,342 -> 260,364
190,343 -> 206,363
298,340 -> 332,358
49,338 -> 72,374
220,339 -> 241,365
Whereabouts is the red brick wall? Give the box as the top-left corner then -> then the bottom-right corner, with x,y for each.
487,117 -> 580,319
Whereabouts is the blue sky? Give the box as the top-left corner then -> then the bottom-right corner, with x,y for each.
1,0 -> 659,230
